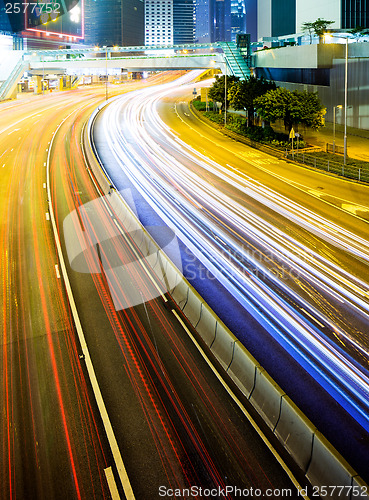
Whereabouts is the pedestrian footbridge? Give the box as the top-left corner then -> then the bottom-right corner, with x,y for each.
0,39 -> 252,101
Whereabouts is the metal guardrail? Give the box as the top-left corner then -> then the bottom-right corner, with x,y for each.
286,151 -> 369,183
326,142 -> 345,155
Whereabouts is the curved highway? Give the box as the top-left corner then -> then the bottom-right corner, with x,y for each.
93,75 -> 369,465
0,76 -> 304,497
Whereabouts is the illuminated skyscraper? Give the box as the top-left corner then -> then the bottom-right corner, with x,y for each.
84,0 -> 144,46
231,0 -> 246,41
145,0 -> 194,45
195,0 -> 231,42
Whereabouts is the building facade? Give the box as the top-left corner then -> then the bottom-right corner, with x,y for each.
231,0 -> 247,41
194,0 -> 232,42
145,0 -> 194,45
145,0 -> 173,45
84,0 -> 144,47
257,0 -> 369,40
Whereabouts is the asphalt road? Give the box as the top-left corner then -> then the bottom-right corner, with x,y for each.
90,77 -> 369,482
0,79 -> 304,498
158,89 -> 369,368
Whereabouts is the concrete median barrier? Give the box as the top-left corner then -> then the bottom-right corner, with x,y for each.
227,342 -> 259,399
249,368 -> 285,431
210,323 -> 237,371
183,289 -> 203,327
274,395 -> 316,472
351,476 -> 369,499
195,304 -> 217,347
171,280 -> 189,308
306,431 -> 354,495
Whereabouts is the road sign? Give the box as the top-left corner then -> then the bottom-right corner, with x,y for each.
289,128 -> 295,139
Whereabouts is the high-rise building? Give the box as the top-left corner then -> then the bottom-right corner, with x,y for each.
194,0 -> 232,42
231,0 -> 246,41
257,0 -> 369,40
84,0 -> 144,47
195,0 -> 211,42
173,0 -> 195,43
245,0 -> 257,41
145,0 -> 194,45
145,0 -> 173,45
257,0 -> 296,39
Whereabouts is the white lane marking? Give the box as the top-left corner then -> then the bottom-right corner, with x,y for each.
2,164 -> 5,168
43,183 -> 46,189
45,212 -> 50,220
171,309 -> 310,500
104,467 -> 120,500
44,162 -> 47,166
47,113 -> 135,500
7,128 -> 20,135
55,264 -> 60,279
299,308 -> 325,328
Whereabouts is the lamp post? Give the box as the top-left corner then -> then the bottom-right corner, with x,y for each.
42,55 -> 45,95
224,59 -> 227,125
332,104 -> 342,153
344,36 -> 348,165
103,46 -> 108,101
327,33 -> 350,164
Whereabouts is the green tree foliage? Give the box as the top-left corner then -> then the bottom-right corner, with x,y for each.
301,22 -> 314,44
228,76 -> 276,126
254,87 -> 326,131
302,18 -> 335,43
208,74 -> 239,109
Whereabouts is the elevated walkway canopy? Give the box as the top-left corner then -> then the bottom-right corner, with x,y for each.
1,37 -> 252,100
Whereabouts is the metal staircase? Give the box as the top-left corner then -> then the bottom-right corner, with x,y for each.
219,42 -> 251,80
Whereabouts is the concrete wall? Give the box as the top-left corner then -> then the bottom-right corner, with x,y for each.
254,43 -> 345,69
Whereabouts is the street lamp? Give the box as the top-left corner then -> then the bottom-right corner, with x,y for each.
332,104 -> 342,153
344,36 -> 348,165
103,46 -> 108,101
224,59 -> 227,125
328,33 -> 350,164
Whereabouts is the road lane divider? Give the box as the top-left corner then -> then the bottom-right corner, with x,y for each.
85,103 -> 369,499
47,108 -> 135,500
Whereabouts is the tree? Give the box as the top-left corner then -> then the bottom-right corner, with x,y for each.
302,18 -> 335,43
301,22 -> 314,44
349,26 -> 369,42
208,74 -> 239,110
254,87 -> 326,131
228,76 -> 276,126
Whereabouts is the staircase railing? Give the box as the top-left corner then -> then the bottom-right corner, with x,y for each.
0,56 -> 28,101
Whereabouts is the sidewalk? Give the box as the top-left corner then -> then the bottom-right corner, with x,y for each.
274,120 -> 369,162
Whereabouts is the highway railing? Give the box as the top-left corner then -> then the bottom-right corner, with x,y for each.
286,151 -> 369,183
